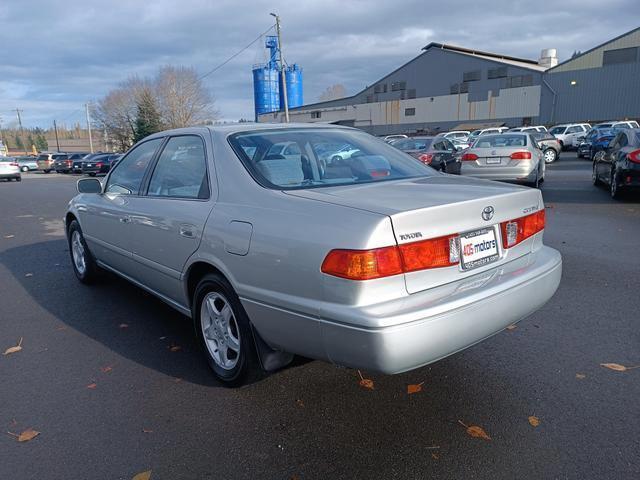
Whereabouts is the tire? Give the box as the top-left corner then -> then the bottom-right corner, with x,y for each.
21,166 -> 28,172
67,220 -> 100,284
43,170 -> 51,174
610,168 -> 621,199
592,163 -> 601,186
331,155 -> 341,163
559,140 -> 564,151
193,273 -> 262,386
16,176 -> 21,182
543,148 -> 557,164
88,173 -> 96,177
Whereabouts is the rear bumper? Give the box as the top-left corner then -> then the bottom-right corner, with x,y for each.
244,246 -> 562,374
460,162 -> 539,183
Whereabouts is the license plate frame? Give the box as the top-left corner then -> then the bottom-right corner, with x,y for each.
485,157 -> 501,165
459,227 -> 499,271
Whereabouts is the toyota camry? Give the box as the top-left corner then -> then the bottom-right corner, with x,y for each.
65,124 -> 562,385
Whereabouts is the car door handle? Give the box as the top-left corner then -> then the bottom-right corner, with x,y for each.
119,216 -> 131,224
179,225 -> 196,238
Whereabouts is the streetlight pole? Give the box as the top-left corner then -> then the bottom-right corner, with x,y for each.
270,13 -> 289,123
85,103 -> 94,153
53,120 -> 61,152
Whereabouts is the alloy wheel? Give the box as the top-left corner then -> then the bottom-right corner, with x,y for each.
543,149 -> 557,164
71,230 -> 87,275
200,292 -> 241,370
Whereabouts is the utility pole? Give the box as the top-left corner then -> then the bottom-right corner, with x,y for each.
270,13 -> 289,123
15,108 -> 28,155
53,120 -> 61,152
85,103 -> 94,153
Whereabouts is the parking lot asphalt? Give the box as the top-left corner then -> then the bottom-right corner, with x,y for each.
1,156 -> 639,480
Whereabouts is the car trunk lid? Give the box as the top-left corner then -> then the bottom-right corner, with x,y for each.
286,175 -> 543,294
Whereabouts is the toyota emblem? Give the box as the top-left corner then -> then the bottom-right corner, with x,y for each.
482,206 -> 495,221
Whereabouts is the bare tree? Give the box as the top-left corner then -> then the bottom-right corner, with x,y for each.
318,84 -> 347,102
154,66 -> 218,128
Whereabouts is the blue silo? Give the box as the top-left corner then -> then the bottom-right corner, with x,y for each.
280,64 -> 303,110
252,36 -> 281,120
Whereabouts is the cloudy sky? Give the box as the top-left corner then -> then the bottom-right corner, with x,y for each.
1,0 -> 637,128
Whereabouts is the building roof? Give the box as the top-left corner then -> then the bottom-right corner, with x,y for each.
546,26 -> 640,72
422,42 -> 547,72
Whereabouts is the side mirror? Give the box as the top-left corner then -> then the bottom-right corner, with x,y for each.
77,177 -> 102,194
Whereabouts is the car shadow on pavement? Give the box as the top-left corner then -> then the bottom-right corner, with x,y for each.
0,239 -> 314,387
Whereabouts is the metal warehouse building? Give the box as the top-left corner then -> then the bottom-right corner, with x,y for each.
258,27 -> 640,134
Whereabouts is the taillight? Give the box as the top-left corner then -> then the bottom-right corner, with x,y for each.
419,153 -> 434,164
500,210 -> 545,248
322,235 -> 460,280
321,246 -> 403,280
461,153 -> 478,161
510,151 -> 532,160
66,160 -> 72,166
370,169 -> 390,178
627,149 -> 640,164
10,162 -> 19,166
96,162 -> 103,167
398,234 -> 459,272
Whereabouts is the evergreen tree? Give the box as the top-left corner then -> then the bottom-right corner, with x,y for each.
35,135 -> 48,152
15,135 -> 24,150
133,89 -> 162,143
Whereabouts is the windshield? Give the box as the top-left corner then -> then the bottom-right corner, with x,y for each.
473,134 -> 528,148
392,138 -> 432,151
470,130 -> 481,137
228,128 -> 435,190
549,126 -> 566,135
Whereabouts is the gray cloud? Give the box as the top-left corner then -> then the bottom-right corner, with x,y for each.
0,0 -> 637,127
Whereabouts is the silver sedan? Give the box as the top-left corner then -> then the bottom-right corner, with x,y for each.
460,133 -> 545,187
65,124 -> 561,385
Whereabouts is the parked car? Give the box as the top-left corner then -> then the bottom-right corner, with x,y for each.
548,123 -> 591,150
391,136 -> 460,173
81,153 -> 120,176
323,143 -> 361,161
577,128 -> 616,159
73,153 -> 101,173
15,155 -> 38,172
66,124 -> 561,385
438,130 -> 470,142
530,132 -> 561,164
508,126 -> 548,133
467,127 -> 509,144
36,153 -> 56,173
592,128 -> 640,198
0,157 -> 21,181
592,120 -> 639,130
54,153 -> 90,173
383,134 -> 408,143
461,133 -> 545,187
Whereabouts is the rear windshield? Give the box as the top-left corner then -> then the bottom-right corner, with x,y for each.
473,135 -> 528,148
228,128 -> 434,190
37,154 -> 49,160
549,126 -> 566,135
392,138 -> 433,151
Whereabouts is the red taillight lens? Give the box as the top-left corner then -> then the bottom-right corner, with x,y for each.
628,149 -> 640,164
66,160 -> 72,166
370,169 -> 390,178
419,153 -> 434,164
321,246 -> 403,280
461,153 -> 478,161
510,151 -> 532,160
10,162 -> 19,166
500,210 -> 545,248
96,162 -> 103,167
398,234 -> 459,272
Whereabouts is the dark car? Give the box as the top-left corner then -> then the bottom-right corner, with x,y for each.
54,153 -> 90,173
592,128 -> 640,198
530,132 -> 561,164
578,128 -> 617,160
73,152 -> 102,173
391,136 -> 460,173
81,153 -> 121,176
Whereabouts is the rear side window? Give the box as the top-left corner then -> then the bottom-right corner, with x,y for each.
549,126 -> 566,135
566,126 -> 582,134
147,136 -> 209,199
106,138 -> 162,194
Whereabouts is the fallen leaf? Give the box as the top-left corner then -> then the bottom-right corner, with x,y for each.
100,365 -> 113,373
132,470 -> 152,480
431,453 -> 440,460
458,420 -> 491,440
119,323 -> 129,329
295,399 -> 304,408
528,416 -> 540,427
600,363 -> 640,372
4,234 -> 15,239
576,373 -> 586,379
86,383 -> 97,389
24,273 -> 33,277
3,337 -> 23,356
357,370 -> 374,390
506,324 -> 517,331
9,428 -> 40,442
168,345 -> 181,352
407,382 -> 424,394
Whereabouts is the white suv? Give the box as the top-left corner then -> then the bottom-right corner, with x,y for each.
548,123 -> 591,150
